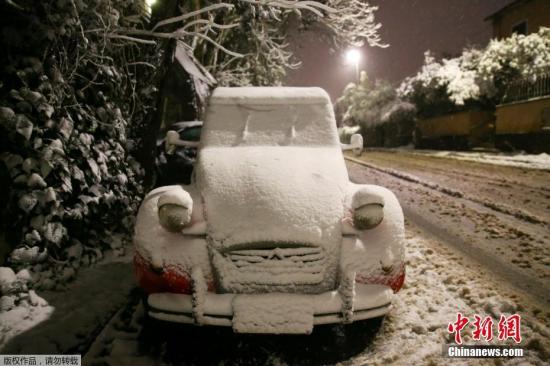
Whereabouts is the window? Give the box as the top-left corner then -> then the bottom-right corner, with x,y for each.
511,21 -> 527,35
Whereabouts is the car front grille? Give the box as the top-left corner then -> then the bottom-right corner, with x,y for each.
211,244 -> 335,294
227,246 -> 325,273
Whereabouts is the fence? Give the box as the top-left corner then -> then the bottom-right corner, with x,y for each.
502,73 -> 550,103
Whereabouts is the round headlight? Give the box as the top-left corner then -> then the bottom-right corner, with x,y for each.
157,188 -> 193,232
158,203 -> 191,232
353,203 -> 384,230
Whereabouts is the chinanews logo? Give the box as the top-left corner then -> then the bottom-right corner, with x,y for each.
445,312 -> 524,358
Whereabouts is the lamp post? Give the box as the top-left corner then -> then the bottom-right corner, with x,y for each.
346,49 -> 361,82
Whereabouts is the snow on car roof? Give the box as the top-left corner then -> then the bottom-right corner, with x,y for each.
209,87 -> 331,105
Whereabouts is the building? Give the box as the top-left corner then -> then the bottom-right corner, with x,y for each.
485,0 -> 550,39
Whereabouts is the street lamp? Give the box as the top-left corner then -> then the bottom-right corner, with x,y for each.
346,49 -> 361,82
146,0 -> 156,13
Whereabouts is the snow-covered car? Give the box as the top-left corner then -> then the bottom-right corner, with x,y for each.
134,87 -> 405,334
155,121 -> 202,186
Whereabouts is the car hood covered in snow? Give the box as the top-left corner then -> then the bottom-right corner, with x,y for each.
197,146 -> 349,293
197,146 -> 349,249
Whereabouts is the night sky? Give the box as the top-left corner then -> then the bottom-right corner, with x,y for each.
287,0 -> 514,100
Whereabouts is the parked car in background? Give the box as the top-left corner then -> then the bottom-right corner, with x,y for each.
134,87 -> 405,334
155,121 -> 202,186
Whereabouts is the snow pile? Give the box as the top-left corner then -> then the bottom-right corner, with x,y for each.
1,255 -> 134,354
0,266 -> 53,348
421,150 -> 550,171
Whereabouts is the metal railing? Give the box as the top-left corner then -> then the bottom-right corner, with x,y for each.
502,73 -> 550,103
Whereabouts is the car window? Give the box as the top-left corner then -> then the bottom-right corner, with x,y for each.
180,126 -> 202,142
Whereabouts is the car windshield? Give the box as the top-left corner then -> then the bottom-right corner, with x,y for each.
201,102 -> 339,148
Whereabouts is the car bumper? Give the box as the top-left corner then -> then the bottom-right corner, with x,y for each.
147,283 -> 393,334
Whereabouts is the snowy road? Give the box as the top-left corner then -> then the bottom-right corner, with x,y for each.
346,150 -> 550,306
4,150 -> 549,365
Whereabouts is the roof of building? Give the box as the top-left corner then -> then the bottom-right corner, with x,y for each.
484,0 -> 532,21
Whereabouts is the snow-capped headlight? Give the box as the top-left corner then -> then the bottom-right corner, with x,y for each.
157,188 -> 193,232
353,203 -> 384,230
351,187 -> 385,230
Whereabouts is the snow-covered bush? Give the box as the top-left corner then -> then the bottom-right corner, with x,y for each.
0,0 -> 157,276
398,27 -> 550,117
379,101 -> 416,147
335,72 -> 415,146
336,72 -> 396,127
397,51 -> 482,118
477,27 -> 550,99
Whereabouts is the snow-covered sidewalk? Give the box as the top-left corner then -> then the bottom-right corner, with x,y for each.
382,147 -> 550,171
0,254 -> 135,354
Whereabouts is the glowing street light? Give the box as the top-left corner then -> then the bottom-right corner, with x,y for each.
145,0 -> 156,14
346,49 -> 361,82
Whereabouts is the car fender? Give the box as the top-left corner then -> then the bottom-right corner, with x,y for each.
341,183 -> 405,292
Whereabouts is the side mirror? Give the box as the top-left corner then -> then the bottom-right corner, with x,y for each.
165,130 -> 200,155
341,133 -> 363,157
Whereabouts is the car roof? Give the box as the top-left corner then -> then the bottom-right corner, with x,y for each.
209,87 -> 331,106
170,121 -> 203,130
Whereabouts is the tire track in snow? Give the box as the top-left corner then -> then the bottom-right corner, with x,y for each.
403,208 -> 550,306
345,156 -> 549,227
346,158 -> 550,307
367,149 -> 550,193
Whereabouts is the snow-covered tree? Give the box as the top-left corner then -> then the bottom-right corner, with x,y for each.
398,27 -> 550,116
120,0 -> 386,86
477,27 -> 550,99
336,72 -> 396,127
336,71 -> 416,146
397,50 -> 483,117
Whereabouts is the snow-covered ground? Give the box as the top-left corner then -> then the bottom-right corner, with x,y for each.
0,289 -> 53,349
0,251 -> 135,354
385,146 -> 550,171
352,227 -> 549,365
347,151 -> 550,302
